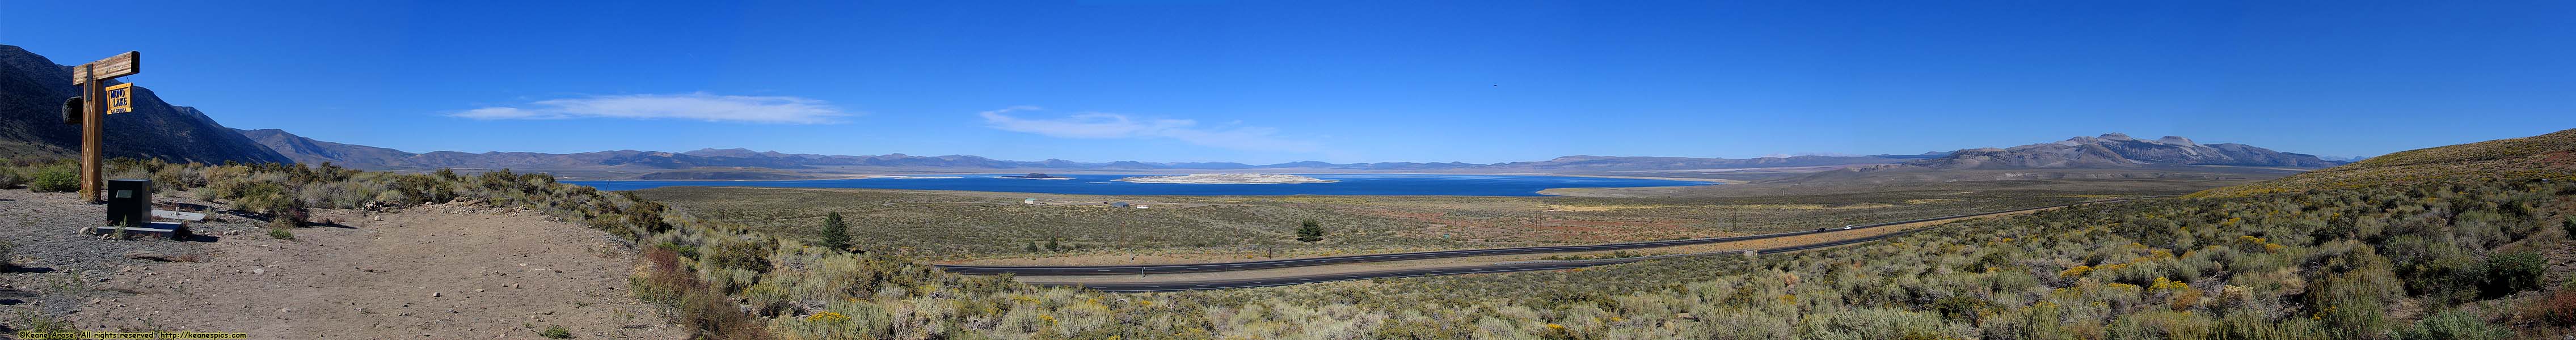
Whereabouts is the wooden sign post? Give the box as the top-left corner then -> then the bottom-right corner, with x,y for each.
70,51 -> 140,203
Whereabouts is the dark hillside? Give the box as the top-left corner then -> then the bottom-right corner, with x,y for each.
0,45 -> 288,164
1905,133 -> 2337,169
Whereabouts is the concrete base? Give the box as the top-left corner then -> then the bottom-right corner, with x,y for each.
85,222 -> 190,240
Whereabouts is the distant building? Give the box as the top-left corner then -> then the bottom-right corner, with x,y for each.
1110,202 -> 1131,208
1023,198 -> 1038,205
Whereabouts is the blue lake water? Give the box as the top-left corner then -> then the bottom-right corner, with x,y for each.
566,173 -> 1713,196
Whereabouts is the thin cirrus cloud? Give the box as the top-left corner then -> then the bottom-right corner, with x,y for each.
979,107 -> 1326,153
450,92 -> 853,124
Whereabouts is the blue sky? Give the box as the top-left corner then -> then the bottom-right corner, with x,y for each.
5,1 -> 2573,164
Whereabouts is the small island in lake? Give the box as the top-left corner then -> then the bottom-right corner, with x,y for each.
1114,173 -> 1338,184
998,173 -> 1073,180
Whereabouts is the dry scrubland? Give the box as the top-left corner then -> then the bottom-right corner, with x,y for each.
1014,210 -> 2021,286
633,186 -> 2115,261
3,144 -> 2574,338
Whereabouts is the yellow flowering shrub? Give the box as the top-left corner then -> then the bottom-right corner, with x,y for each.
806,311 -> 849,322
2060,265 -> 2095,278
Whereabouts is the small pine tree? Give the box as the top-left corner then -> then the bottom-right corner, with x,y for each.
1026,240 -> 1042,252
1045,237 -> 1063,251
817,212 -> 851,250
1296,219 -> 1325,243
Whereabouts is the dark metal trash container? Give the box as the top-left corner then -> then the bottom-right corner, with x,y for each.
107,179 -> 151,227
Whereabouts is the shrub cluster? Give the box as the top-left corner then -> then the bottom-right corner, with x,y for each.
27,162 -> 77,193
0,167 -> 27,189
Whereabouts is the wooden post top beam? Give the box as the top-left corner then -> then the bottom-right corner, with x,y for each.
73,51 -> 140,85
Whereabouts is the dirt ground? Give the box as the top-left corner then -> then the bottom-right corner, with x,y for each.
0,189 -> 680,339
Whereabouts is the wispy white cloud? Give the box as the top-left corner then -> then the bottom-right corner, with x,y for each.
451,92 -> 853,124
979,107 -> 1325,153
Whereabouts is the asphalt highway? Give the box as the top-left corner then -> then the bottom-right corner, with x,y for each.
937,197 -> 2144,276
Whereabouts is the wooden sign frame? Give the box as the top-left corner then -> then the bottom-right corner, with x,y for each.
75,51 -> 141,202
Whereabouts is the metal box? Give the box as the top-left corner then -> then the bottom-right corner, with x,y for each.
107,178 -> 151,227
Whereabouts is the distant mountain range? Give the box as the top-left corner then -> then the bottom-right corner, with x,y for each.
1772,133 -> 2341,185
235,128 -> 1920,177
1906,133 -> 2339,169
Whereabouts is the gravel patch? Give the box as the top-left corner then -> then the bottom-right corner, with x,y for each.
0,189 -> 260,318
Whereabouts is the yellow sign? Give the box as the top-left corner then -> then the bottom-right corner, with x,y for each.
104,83 -> 134,114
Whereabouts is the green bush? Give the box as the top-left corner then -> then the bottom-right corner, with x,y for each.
1932,295 -> 1997,321
2387,310 -> 2511,340
2562,216 -> 2575,239
149,167 -> 200,190
0,168 -> 26,189
227,181 -> 297,213
28,165 -> 77,193
707,240 -> 773,274
391,175 -> 452,205
1296,219 -> 1325,243
538,325 -> 572,339
268,228 -> 295,240
2484,251 -> 2547,296
0,240 -> 15,269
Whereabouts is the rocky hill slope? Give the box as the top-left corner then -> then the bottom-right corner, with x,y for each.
2194,128 -> 2576,197
1907,133 -> 2336,169
1774,133 -> 2334,183
0,45 -> 288,164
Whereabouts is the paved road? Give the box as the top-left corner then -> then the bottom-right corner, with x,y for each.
939,197 -> 2151,277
